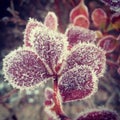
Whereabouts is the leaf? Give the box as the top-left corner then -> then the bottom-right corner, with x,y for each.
31,25 -> 68,73
100,0 -> 120,12
65,26 -> 96,47
97,35 -> 117,53
76,109 -> 120,120
2,47 -> 52,90
111,12 -> 120,30
58,65 -> 98,102
60,43 -> 106,78
70,0 -> 89,23
73,15 -> 90,28
91,8 -> 107,28
44,12 -> 58,31
23,18 -> 43,47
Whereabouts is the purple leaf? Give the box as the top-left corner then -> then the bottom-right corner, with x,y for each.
3,48 -> 52,90
76,109 -> 120,120
58,65 -> 98,102
65,26 -> 96,47
60,43 -> 106,78
31,25 -> 68,73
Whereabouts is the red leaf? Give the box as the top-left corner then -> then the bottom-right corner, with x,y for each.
91,8 -> 107,28
3,48 -> 52,90
97,35 -> 117,53
58,65 -> 98,102
70,0 -> 89,23
73,15 -> 90,28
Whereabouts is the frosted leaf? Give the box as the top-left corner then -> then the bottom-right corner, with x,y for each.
70,0 -> 89,23
73,15 -> 90,28
65,26 -> 96,47
44,12 -> 58,31
76,109 -> 120,120
91,8 -> 107,28
3,47 -> 52,90
100,0 -> 120,12
24,18 -> 43,47
31,25 -> 68,73
61,43 -> 106,77
97,35 -> 117,53
58,65 -> 98,102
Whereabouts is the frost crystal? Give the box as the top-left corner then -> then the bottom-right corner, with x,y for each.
61,43 -> 106,77
3,48 -> 52,90
65,26 -> 96,47
58,65 -> 98,102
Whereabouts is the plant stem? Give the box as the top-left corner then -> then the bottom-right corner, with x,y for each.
53,76 -> 71,120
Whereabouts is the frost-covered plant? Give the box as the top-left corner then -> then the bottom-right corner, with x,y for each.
70,0 -> 120,77
2,11 -> 119,120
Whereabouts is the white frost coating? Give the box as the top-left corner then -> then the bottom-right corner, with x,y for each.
23,18 -> 44,46
61,42 -> 106,78
74,108 -> 120,120
65,25 -> 97,46
2,47 -> 53,90
58,65 -> 98,102
30,24 -> 69,73
44,11 -> 58,31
